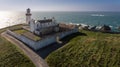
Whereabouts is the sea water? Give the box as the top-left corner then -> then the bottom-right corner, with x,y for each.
0,11 -> 120,31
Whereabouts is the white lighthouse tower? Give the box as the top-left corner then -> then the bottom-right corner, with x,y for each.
26,8 -> 32,24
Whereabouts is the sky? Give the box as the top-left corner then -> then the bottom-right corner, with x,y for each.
0,0 -> 120,11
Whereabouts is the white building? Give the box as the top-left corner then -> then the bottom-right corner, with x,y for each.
26,8 -> 59,35
6,8 -> 79,50
26,8 -> 32,24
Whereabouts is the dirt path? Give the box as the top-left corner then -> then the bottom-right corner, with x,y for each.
1,32 -> 49,67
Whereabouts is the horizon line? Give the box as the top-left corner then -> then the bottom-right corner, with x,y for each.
0,10 -> 120,12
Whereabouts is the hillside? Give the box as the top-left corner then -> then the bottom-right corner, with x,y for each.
0,25 -> 35,67
46,30 -> 120,67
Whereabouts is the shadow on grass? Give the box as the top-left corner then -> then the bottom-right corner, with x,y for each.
36,32 -> 87,59
61,32 -> 87,42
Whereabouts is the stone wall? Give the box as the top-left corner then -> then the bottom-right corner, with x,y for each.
7,30 -> 36,49
7,28 -> 78,51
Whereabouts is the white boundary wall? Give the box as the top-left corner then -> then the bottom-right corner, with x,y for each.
7,28 -> 78,51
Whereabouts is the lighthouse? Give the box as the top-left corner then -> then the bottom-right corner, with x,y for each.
26,8 -> 32,24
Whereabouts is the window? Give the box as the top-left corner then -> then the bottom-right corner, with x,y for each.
37,24 -> 39,28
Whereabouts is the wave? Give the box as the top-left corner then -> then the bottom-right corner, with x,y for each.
91,14 -> 105,17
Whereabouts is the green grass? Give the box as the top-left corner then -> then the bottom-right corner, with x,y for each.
46,30 -> 120,67
0,24 -> 35,67
14,29 -> 28,34
13,29 -> 41,41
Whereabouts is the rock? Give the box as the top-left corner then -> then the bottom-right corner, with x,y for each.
100,25 -> 111,32
118,26 -> 120,30
90,26 -> 96,30
83,25 -> 89,30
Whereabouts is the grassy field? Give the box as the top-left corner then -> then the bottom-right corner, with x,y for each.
13,28 -> 41,41
46,30 -> 120,67
0,25 -> 35,67
14,29 -> 28,34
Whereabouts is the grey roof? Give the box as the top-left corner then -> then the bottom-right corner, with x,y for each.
37,19 -> 52,23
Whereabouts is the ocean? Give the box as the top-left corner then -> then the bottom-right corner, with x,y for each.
0,11 -> 120,31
